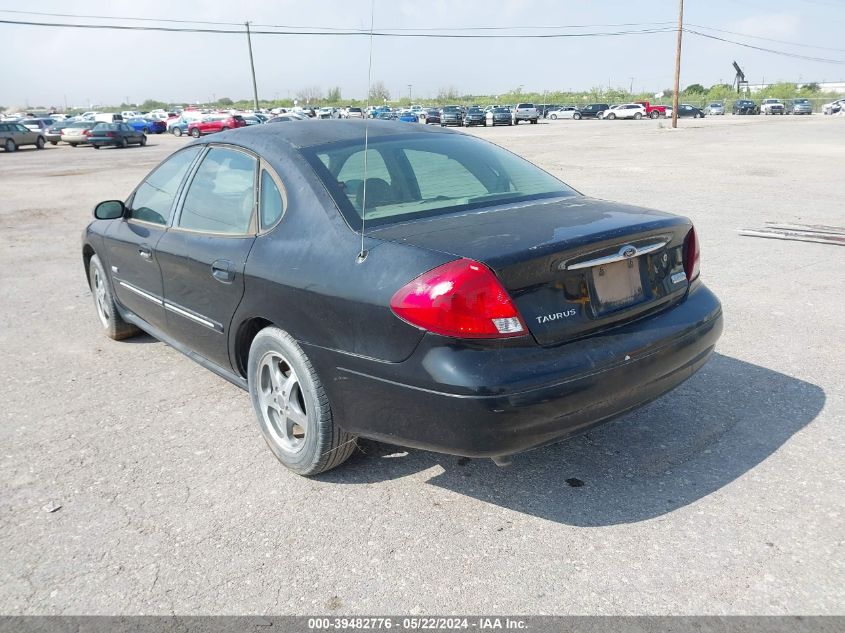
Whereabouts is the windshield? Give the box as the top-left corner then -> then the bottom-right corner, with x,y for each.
303,133 -> 577,229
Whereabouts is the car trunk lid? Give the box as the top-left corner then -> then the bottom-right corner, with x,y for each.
370,196 -> 693,346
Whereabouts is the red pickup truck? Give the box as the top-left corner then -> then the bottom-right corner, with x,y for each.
634,101 -> 667,119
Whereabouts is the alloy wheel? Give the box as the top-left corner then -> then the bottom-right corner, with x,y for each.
93,268 -> 110,327
256,351 -> 309,454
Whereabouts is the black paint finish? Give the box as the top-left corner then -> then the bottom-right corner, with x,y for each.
82,120 -> 723,459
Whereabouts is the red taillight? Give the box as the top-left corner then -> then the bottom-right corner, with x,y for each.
390,258 -> 526,339
83,130 -> 91,136
684,226 -> 700,282
105,132 -> 115,137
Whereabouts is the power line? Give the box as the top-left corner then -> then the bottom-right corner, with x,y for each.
0,9 -> 676,31
685,29 -> 845,64
687,23 -> 845,53
0,18 -> 676,38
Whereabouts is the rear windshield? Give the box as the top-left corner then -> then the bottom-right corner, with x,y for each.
517,103 -> 534,108
303,133 -> 576,229
93,123 -> 118,131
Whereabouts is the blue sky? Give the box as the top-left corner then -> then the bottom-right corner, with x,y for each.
1,0 -> 844,107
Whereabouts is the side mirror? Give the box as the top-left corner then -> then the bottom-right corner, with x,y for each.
94,200 -> 125,220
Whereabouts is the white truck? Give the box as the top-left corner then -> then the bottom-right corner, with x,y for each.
512,103 -> 539,124
760,99 -> 785,115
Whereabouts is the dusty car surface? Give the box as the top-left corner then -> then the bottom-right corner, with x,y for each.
82,121 -> 723,475
1,121 -> 46,151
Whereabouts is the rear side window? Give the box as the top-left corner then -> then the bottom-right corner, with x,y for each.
259,169 -> 285,230
129,147 -> 202,225
179,147 -> 257,234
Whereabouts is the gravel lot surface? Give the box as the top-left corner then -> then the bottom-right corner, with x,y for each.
1,115 -> 843,615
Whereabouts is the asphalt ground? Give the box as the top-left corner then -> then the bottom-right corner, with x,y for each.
1,114 -> 843,614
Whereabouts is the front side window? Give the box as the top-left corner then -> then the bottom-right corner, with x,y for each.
305,133 -> 575,229
178,147 -> 257,234
129,146 -> 202,225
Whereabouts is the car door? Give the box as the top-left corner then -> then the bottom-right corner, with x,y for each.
155,146 -> 260,369
104,146 -> 203,331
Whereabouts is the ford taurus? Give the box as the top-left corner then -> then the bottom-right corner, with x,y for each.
82,121 -> 723,475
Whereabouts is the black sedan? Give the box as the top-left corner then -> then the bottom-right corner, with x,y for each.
88,122 -> 147,149
464,107 -> 486,127
424,109 -> 441,125
82,121 -> 723,475
674,104 -> 705,119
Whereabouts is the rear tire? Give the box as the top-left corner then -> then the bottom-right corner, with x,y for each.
140,135 -> 147,146
50,141 -> 58,145
634,112 -> 642,120
190,128 -> 201,137
573,112 -> 581,120
93,145 -> 100,149
172,127 -> 183,136
88,254 -> 140,341
607,113 -> 616,120
248,327 -> 356,476
221,126 -> 229,131
650,111 -> 659,119
70,143 -> 78,147
36,136 -> 45,149
4,138 -> 16,152
119,137 -> 128,149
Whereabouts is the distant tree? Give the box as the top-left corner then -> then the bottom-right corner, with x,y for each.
801,82 -> 820,93
662,88 -> 675,98
296,86 -> 324,104
0,105 -> 6,113
684,83 -> 706,94
368,81 -> 390,102
326,86 -> 342,102
139,99 -> 168,111
436,86 -> 459,102
217,97 -> 234,106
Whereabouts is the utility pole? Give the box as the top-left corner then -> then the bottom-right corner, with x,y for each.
408,84 -> 412,102
245,22 -> 259,111
630,77 -> 634,95
671,0 -> 684,129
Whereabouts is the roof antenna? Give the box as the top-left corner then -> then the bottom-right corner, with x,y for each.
356,0 -> 376,265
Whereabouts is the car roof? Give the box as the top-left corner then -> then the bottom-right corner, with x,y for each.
206,119 -> 459,151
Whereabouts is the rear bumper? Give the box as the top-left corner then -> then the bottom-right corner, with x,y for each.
306,284 -> 723,458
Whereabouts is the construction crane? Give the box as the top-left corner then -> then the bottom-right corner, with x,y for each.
733,61 -> 749,94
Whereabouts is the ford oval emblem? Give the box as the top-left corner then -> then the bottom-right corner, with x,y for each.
621,246 -> 637,258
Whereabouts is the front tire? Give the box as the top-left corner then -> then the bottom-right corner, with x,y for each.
36,136 -> 46,149
140,135 -> 147,146
248,327 -> 356,476
573,112 -> 581,120
650,111 -> 659,119
634,112 -> 642,120
119,137 -> 128,149
172,127 -> 183,137
190,128 -> 201,138
5,138 -> 16,152
607,113 -> 616,120
88,254 -> 140,340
